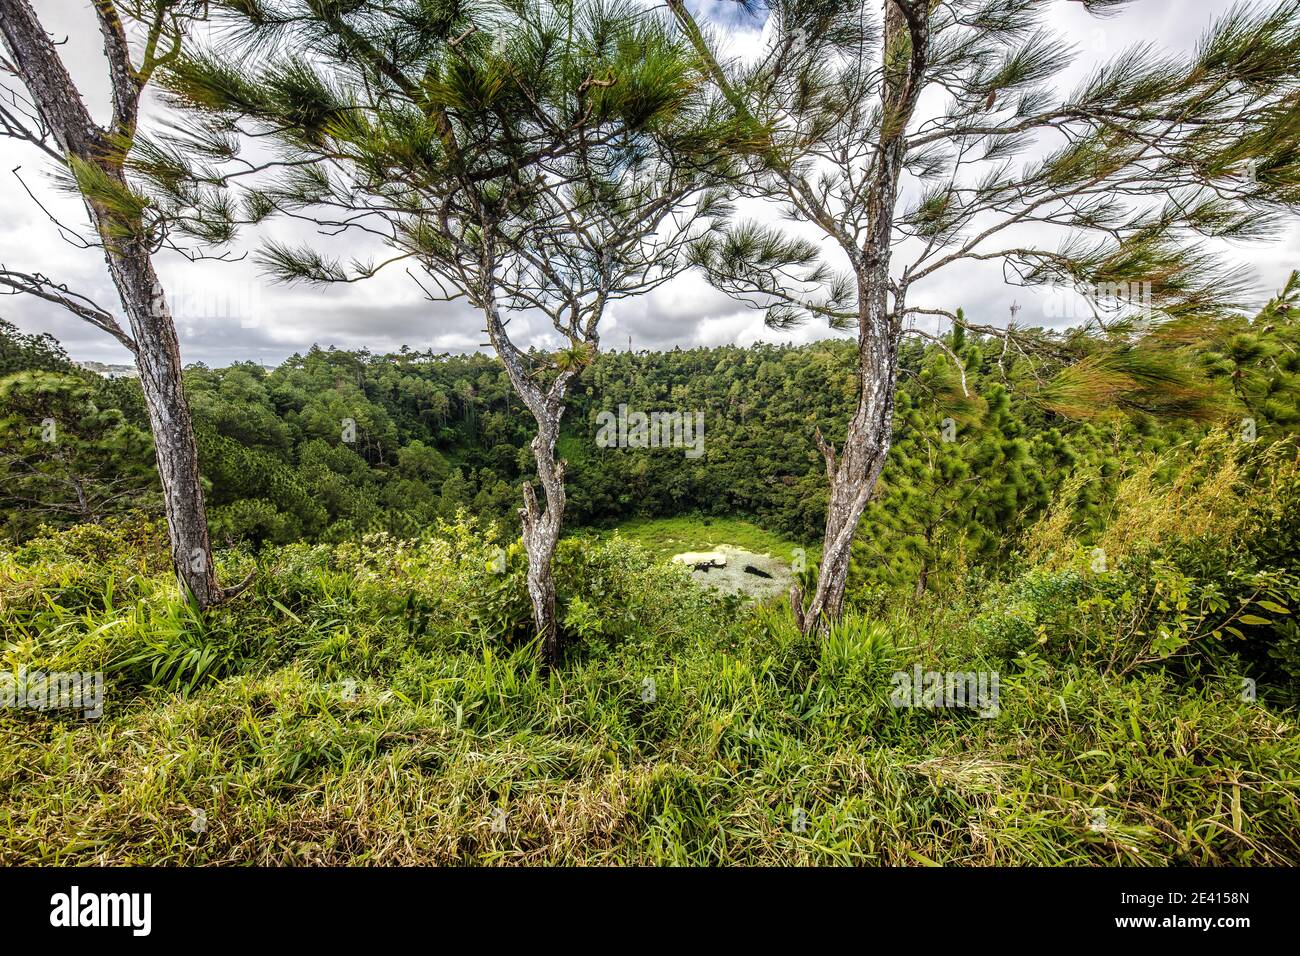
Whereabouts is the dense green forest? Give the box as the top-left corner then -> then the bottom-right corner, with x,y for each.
5,276 -> 1298,603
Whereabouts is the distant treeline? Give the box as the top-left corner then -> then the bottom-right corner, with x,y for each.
2,294 -> 1296,596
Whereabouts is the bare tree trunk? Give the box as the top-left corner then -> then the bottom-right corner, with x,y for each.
108,250 -> 221,605
793,327 -> 897,632
0,0 -> 222,606
914,523 -> 935,600
521,418 -> 565,668
666,0 -> 929,636
483,297 -> 575,667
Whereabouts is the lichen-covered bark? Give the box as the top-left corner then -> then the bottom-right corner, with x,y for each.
483,297 -> 576,666
106,248 -> 221,606
521,419 -> 566,666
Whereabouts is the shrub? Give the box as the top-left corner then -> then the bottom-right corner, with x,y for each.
983,433 -> 1299,697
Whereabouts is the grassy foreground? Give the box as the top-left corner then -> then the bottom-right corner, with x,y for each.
1,437 -> 1298,865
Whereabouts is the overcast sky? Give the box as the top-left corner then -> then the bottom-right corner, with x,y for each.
2,0 -> 1296,367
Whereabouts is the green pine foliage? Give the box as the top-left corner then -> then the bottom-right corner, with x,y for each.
0,329 -> 157,540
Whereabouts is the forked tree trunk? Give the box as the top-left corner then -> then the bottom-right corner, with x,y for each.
521,418 -> 566,667
0,0 -> 222,606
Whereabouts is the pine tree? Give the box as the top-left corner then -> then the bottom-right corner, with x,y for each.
666,0 -> 1300,632
1199,270 -> 1300,438
0,371 -> 156,537
162,0 -> 732,664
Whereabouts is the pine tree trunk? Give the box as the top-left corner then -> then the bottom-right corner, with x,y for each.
521,420 -> 565,668
913,524 -> 934,600
793,320 -> 897,633
665,0 -> 929,637
108,248 -> 221,606
482,297 -> 574,667
791,1 -> 927,635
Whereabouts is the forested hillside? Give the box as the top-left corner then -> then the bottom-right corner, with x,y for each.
7,282 -> 1297,603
